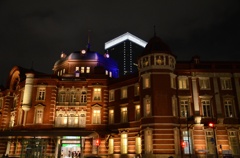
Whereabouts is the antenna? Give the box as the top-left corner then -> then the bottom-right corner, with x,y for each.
87,29 -> 91,51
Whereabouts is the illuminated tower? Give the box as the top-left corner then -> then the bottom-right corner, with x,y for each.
138,35 -> 177,155
105,32 -> 147,76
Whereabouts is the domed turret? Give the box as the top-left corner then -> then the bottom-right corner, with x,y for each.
138,35 -> 176,73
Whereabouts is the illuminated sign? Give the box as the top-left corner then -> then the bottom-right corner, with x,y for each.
63,136 -> 81,139
62,144 -> 81,147
105,32 -> 147,49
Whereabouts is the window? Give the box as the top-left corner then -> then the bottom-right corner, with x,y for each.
109,90 -> 115,101
109,72 -> 112,78
144,97 -> 151,117
86,67 -> 90,73
221,78 -> 232,90
171,75 -> 176,89
121,107 -> 128,123
105,70 -> 108,75
143,76 -> 150,89
9,113 -> 15,127
134,84 -> 139,96
75,67 -> 80,77
0,98 -> 3,108
108,137 -> 114,154
144,128 -> 153,154
70,91 -> 76,103
201,99 -> 211,117
121,87 -> 127,99
80,91 -> 87,103
121,133 -> 128,154
79,111 -> 86,127
228,131 -> 240,155
172,96 -> 178,117
178,77 -> 189,89
182,131 -> 192,154
36,88 -> 46,100
68,114 -> 78,127
224,99 -> 234,117
58,91 -> 66,103
81,67 -> 85,73
34,105 -> 44,124
205,131 -> 215,154
199,78 -> 210,89
92,109 -> 101,124
135,105 -> 141,120
180,99 -> 189,117
109,109 -> 114,124
93,88 -> 101,101
135,136 -> 142,154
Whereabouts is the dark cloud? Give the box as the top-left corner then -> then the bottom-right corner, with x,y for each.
0,0 -> 239,85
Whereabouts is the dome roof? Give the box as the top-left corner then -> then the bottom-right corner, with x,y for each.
141,36 -> 172,56
54,51 -> 102,66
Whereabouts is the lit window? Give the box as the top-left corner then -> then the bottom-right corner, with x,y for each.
135,105 -> 141,120
121,133 -> 128,154
121,107 -> 128,123
134,84 -> 139,96
224,99 -> 234,117
182,131 -> 192,154
105,70 -> 108,75
135,136 -> 142,154
63,69 -> 65,74
93,88 -> 101,101
206,131 -> 215,154
68,114 -> 78,127
75,67 -> 80,77
109,71 -> 112,78
109,109 -> 114,124
86,67 -> 90,73
121,87 -> 127,99
221,78 -> 232,90
180,99 -> 189,117
228,131 -> 240,155
36,88 -> 46,101
81,67 -> 85,73
142,74 -> 151,89
108,137 -> 114,154
92,108 -> 101,124
144,97 -> 151,117
34,105 -> 44,124
79,111 -> 86,127
109,90 -> 115,101
144,128 -> 153,154
178,77 -> 189,89
199,78 -> 210,89
201,99 -> 211,117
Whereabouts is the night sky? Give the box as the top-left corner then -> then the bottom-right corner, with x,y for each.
0,0 -> 239,85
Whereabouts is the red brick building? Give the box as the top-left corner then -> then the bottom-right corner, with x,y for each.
0,35 -> 239,158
